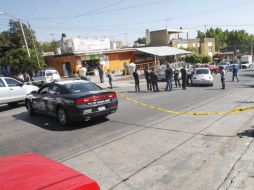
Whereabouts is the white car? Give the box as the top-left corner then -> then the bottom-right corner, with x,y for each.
155,64 -> 167,81
32,69 -> 61,85
0,77 -> 39,106
191,68 -> 213,86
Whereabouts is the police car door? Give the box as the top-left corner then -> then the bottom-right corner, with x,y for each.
47,84 -> 62,115
32,85 -> 50,113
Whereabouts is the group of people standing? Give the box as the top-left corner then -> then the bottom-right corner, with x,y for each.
133,64 -> 189,92
79,64 -> 113,89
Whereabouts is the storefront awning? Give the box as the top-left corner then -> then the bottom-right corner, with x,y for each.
136,46 -> 191,56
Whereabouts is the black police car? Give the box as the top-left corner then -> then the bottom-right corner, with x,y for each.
25,80 -> 118,126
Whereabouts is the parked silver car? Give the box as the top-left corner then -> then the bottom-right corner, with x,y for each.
0,77 -> 39,106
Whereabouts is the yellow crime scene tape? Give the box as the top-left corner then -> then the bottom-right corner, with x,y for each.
117,93 -> 254,116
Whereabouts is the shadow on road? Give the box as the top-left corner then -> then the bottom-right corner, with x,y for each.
237,129 -> 254,138
236,100 -> 254,104
12,111 -> 109,131
0,103 -> 24,112
238,84 -> 254,88
240,73 -> 254,78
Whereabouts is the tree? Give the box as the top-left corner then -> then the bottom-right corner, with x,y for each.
196,27 -> 254,54
185,54 -> 203,64
0,19 -> 45,74
134,37 -> 146,44
201,55 -> 212,63
0,20 -> 38,56
40,40 -> 59,52
0,48 -> 45,75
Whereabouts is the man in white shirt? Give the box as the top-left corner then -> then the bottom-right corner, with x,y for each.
79,67 -> 88,80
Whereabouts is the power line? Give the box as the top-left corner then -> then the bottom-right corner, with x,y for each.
22,0 -> 174,21
20,0 -> 125,21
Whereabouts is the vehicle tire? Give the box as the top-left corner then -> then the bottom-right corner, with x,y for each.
7,102 -> 18,107
210,83 -> 213,87
57,107 -> 71,126
26,100 -> 35,116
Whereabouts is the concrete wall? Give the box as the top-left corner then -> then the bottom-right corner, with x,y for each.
200,38 -> 215,56
150,30 -> 168,46
104,51 -> 134,73
45,55 -> 78,77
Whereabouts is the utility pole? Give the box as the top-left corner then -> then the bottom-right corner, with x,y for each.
165,18 -> 170,29
251,41 -> 253,57
0,11 -> 30,57
50,33 -> 55,41
28,22 -> 40,67
204,25 -> 207,38
19,20 -> 31,57
124,33 -> 128,47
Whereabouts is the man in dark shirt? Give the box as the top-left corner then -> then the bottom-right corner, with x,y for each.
165,64 -> 173,91
98,65 -> 104,83
181,66 -> 187,90
150,68 -> 159,92
144,67 -> 152,91
133,69 -> 140,92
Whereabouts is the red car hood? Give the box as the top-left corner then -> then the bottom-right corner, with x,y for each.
0,153 -> 100,190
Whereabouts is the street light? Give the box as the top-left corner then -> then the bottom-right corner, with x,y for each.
0,11 -> 30,57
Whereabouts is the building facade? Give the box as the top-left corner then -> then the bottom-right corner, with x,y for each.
146,29 -> 216,56
45,49 -> 135,77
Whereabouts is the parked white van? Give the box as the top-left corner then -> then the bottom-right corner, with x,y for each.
32,69 -> 61,85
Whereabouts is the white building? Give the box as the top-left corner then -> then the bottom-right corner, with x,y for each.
60,34 -> 111,53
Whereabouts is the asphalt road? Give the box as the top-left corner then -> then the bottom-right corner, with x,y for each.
1,68 -> 254,190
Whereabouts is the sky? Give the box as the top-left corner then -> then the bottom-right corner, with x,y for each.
1,0 -> 254,46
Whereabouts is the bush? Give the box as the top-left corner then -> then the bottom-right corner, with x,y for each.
202,55 -> 212,63
185,54 -> 211,64
185,54 -> 202,64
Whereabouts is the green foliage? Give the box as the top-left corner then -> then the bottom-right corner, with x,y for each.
197,27 -> 254,53
0,48 -> 45,74
185,54 -> 211,64
0,19 -> 45,74
0,20 -> 38,56
0,48 -> 45,73
40,40 -> 59,52
134,37 -> 146,44
202,55 -> 212,63
181,47 -> 199,54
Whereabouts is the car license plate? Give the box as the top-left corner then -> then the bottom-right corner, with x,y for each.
98,106 -> 106,111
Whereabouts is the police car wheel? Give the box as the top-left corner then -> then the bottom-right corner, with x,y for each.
26,101 -> 34,116
57,107 -> 70,126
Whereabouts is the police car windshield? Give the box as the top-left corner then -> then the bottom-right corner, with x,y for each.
196,69 -> 209,74
63,82 -> 101,93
